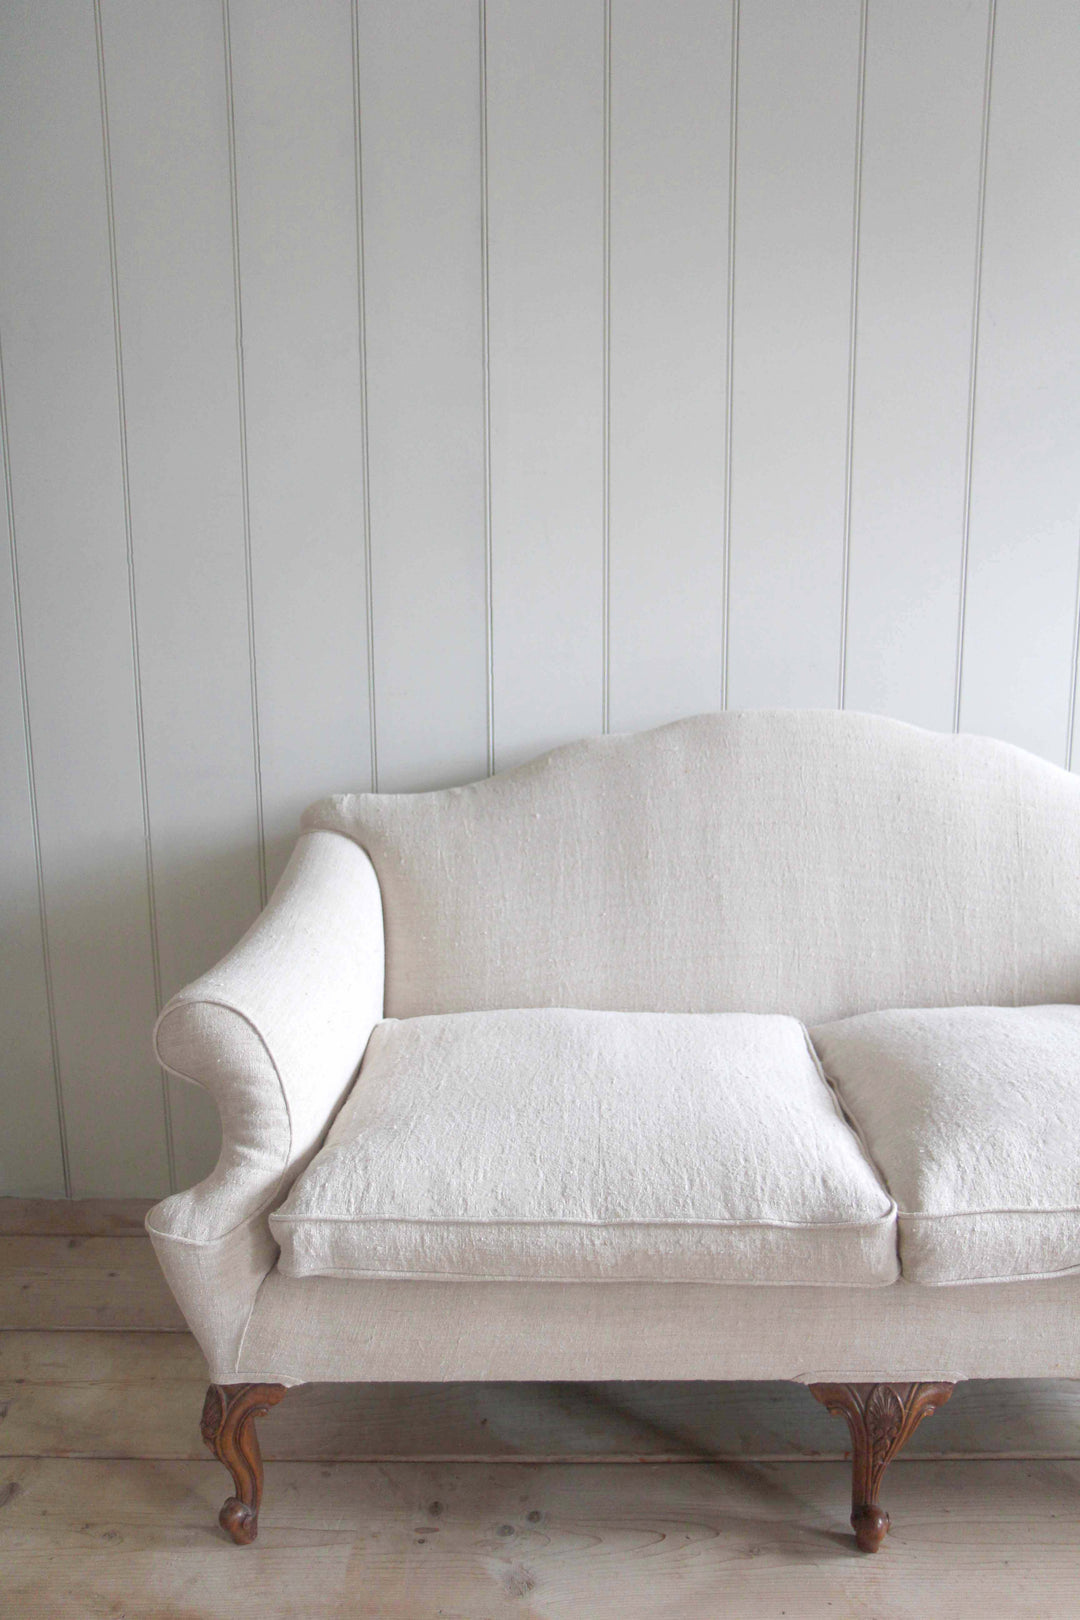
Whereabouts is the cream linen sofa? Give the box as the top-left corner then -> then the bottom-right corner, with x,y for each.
147,710 -> 1080,1551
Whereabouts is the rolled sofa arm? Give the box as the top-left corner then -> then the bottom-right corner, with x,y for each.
146,828 -> 384,1380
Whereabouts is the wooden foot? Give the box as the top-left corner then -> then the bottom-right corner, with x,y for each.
809,1381 -> 954,1552
200,1383 -> 287,1544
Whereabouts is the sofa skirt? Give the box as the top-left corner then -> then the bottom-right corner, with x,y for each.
227,1270 -> 1080,1388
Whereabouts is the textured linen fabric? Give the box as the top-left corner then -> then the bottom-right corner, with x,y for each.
149,711 -> 1080,1392
233,1272 -> 1080,1388
271,1009 -> 897,1286
811,1005 -> 1080,1285
145,829 -> 384,1373
302,710 -> 1080,1025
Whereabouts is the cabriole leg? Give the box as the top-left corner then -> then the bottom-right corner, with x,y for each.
200,1383 -> 287,1544
809,1381 -> 954,1552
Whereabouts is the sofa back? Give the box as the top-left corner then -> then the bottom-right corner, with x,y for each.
303,710 -> 1080,1025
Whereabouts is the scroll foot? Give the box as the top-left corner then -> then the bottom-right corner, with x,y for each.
200,1382 -> 287,1545
809,1381 -> 954,1553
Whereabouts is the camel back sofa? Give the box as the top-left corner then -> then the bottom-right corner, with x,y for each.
147,710 -> 1080,1551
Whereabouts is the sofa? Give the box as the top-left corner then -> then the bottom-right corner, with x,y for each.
146,709 -> 1080,1552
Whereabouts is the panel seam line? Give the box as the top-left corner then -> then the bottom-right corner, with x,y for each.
94,0 -> 175,1191
0,327 -> 71,1198
479,0 -> 495,775
720,0 -> 739,709
838,0 -> 868,710
601,0 -> 612,733
351,0 -> 379,792
222,0 -> 268,895
953,0 -> 997,734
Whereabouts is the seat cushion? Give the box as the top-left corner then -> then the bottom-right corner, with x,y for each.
810,1004 -> 1080,1285
271,1008 -> 897,1286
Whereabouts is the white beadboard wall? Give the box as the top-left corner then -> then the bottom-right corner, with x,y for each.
2,0 -> 1079,1197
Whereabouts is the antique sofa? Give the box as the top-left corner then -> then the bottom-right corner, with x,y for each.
147,710 -> 1080,1551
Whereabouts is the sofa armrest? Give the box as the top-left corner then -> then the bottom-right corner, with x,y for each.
145,828 -> 384,1378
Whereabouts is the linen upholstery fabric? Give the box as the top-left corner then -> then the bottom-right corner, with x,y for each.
236,1272 -> 1080,1388
302,710 -> 1080,1025
811,1005 -> 1080,1285
146,830 -> 384,1374
271,1009 -> 897,1286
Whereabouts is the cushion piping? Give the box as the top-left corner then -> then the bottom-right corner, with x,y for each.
271,1209 -> 898,1233
902,1206 -> 1080,1220
274,1264 -> 900,1287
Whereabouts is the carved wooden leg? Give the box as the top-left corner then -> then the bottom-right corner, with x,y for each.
200,1383 -> 287,1544
809,1381 -> 954,1552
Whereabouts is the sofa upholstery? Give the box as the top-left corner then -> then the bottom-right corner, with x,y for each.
303,708 -> 1080,1022
147,827 -> 384,1376
146,709 -> 1080,1550
271,1008 -> 897,1286
812,1003 -> 1080,1286
235,1272 -> 1080,1388
147,710 -> 1080,1384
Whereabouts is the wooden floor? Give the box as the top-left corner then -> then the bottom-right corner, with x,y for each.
2,1200 -> 1079,1617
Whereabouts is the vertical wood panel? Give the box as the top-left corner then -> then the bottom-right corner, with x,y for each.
726,0 -> 862,710
3,3 -> 1080,1197
607,0 -> 731,733
959,0 -> 1080,765
842,1 -> 990,730
98,0 -> 264,1190
487,0 -> 606,770
229,0 -> 375,853
0,2 -> 166,1196
357,0 -> 488,792
0,359 -> 65,1196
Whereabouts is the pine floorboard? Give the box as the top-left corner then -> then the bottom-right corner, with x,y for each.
1,1198 -> 1078,1616
3,1457 -> 1079,1619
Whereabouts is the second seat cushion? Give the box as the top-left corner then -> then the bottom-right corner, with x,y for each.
811,1004 -> 1080,1285
271,1008 -> 897,1286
